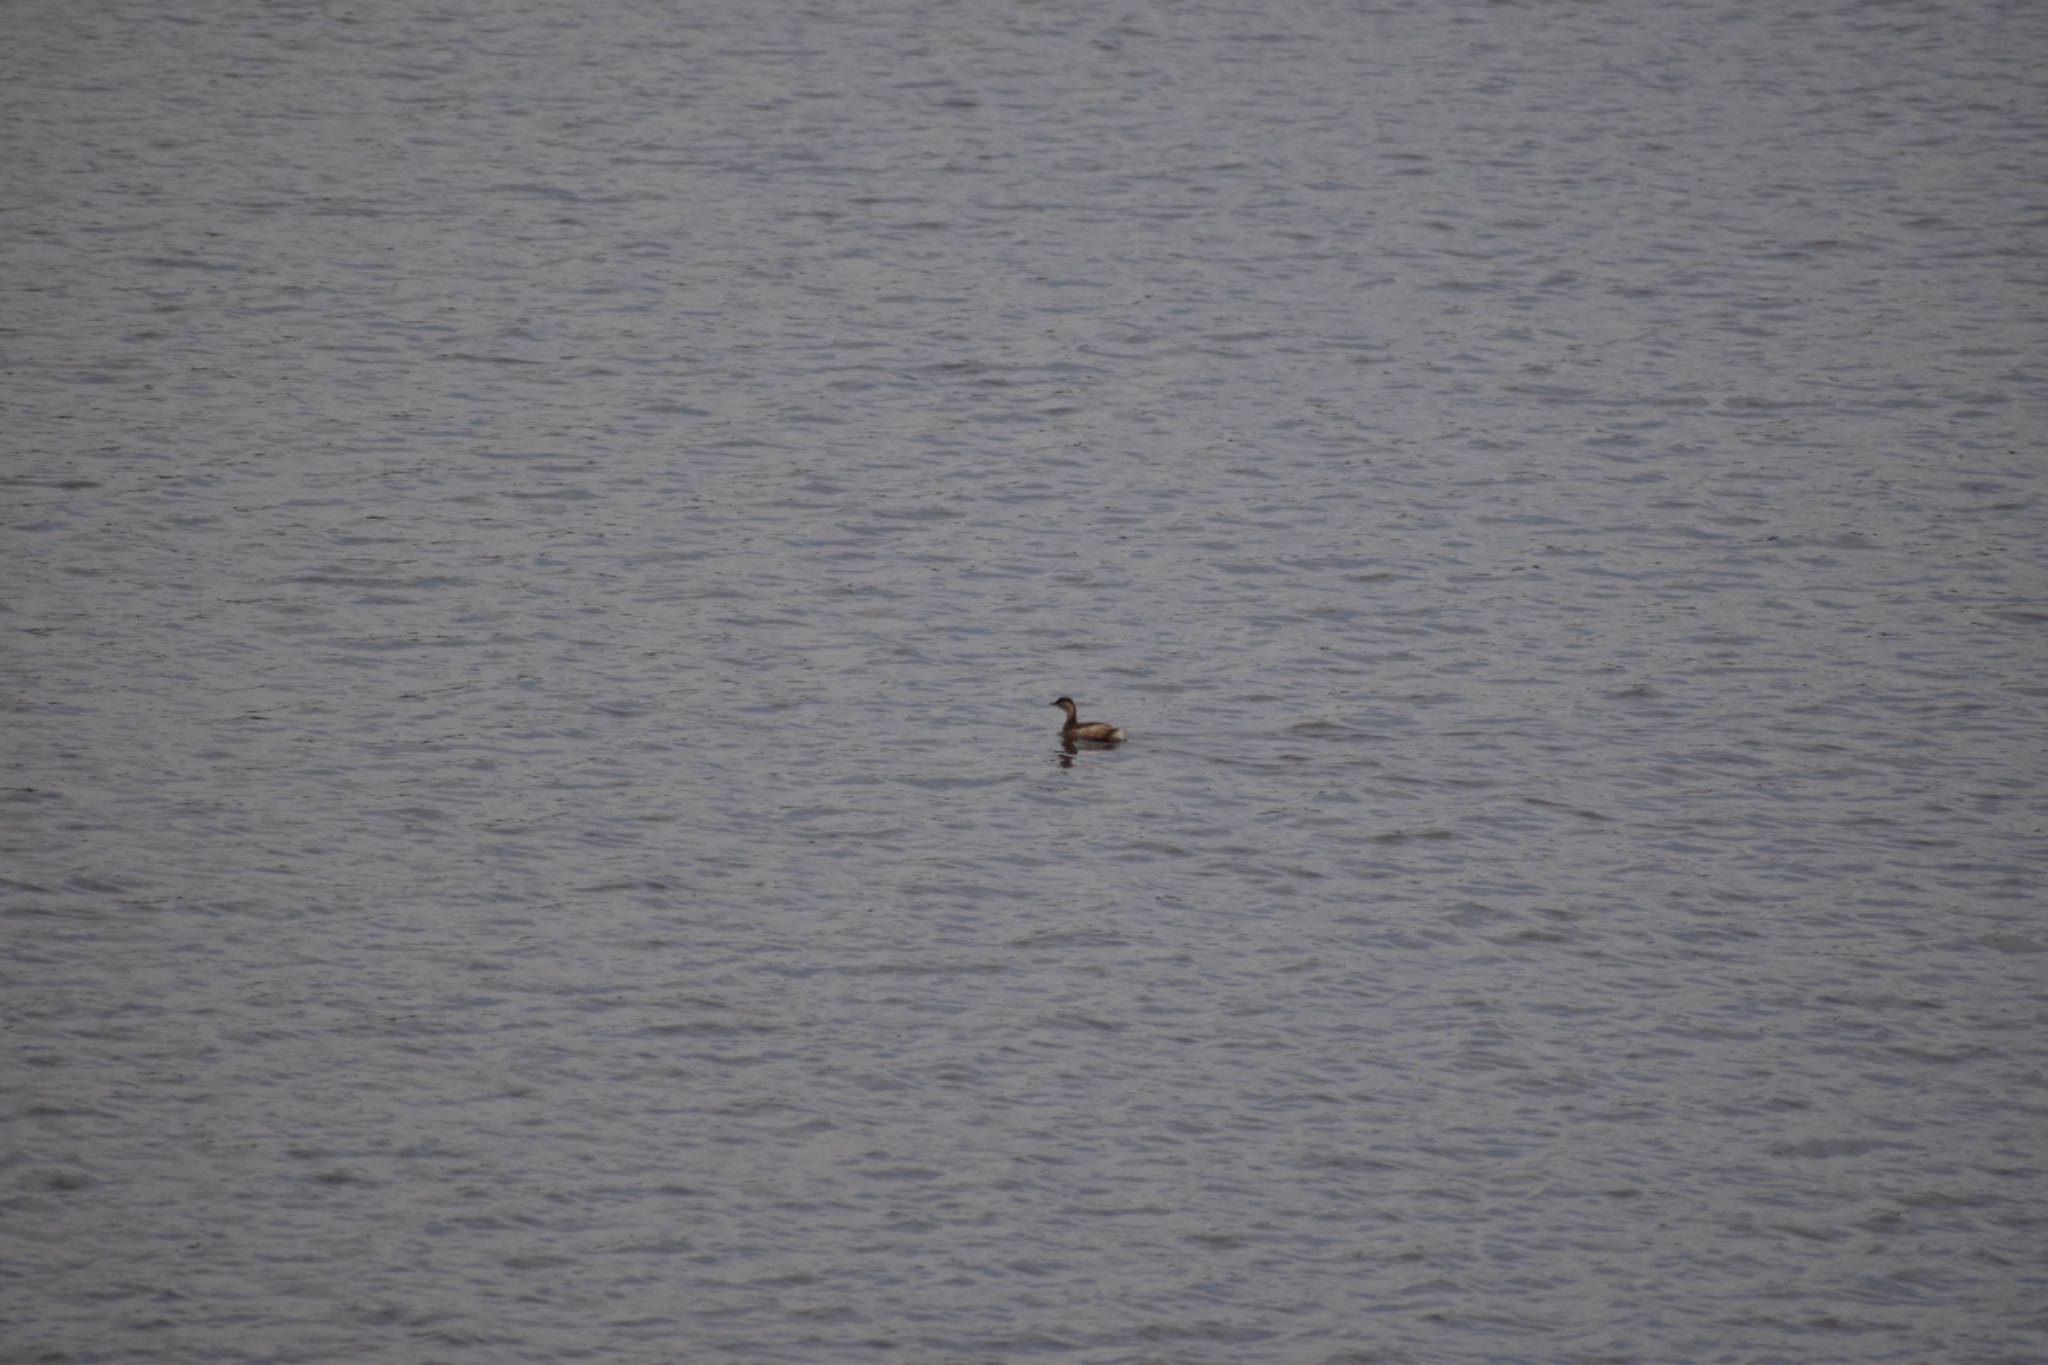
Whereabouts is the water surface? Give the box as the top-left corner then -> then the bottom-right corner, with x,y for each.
4,1 -> 2046,1361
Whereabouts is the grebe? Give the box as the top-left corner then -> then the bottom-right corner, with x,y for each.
1051,696 -> 1126,743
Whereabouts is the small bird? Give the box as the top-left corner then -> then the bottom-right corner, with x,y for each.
1050,696 -> 1127,743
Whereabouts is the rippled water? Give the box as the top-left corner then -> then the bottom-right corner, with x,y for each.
5,1 -> 2046,1361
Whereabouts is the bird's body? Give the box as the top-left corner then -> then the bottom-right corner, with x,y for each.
1050,696 -> 1126,743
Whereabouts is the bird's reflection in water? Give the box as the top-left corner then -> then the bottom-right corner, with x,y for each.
1055,735 -> 1124,769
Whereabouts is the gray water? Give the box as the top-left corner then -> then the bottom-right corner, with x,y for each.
5,1 -> 2046,1361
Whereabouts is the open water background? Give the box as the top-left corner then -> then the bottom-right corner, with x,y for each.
4,1 -> 2047,1361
